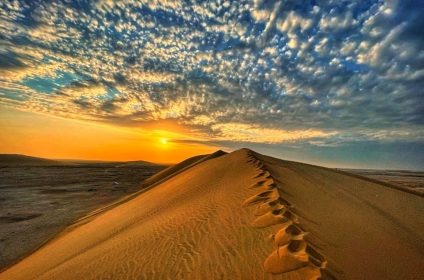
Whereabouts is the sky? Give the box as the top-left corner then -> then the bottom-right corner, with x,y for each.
0,0 -> 423,169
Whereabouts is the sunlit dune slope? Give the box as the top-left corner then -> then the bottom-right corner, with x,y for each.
141,150 -> 227,188
1,149 -> 423,280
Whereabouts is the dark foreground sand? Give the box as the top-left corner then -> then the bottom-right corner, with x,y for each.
0,161 -> 166,270
1,149 -> 423,280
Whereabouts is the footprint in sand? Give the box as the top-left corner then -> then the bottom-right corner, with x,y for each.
274,224 -> 306,246
264,240 -> 309,274
243,155 -> 328,279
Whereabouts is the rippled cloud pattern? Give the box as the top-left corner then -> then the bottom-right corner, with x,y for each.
1,0 -> 423,156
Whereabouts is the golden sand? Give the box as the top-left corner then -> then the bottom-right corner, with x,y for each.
1,149 -> 423,279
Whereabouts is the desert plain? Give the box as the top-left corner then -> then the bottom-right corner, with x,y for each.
0,155 -> 166,270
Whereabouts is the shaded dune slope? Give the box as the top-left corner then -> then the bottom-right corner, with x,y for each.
1,149 -> 423,280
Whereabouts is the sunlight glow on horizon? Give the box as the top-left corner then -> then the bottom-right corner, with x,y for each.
0,107 -> 218,164
0,1 -> 423,170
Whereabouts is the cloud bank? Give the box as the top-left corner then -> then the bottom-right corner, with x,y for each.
0,0 -> 423,167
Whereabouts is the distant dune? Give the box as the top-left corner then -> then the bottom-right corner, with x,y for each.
1,149 -> 423,279
0,154 -> 65,167
114,160 -> 161,167
0,154 -> 159,168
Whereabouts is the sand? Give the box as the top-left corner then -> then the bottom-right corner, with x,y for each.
343,169 -> 424,196
1,148 -> 423,279
0,161 -> 166,270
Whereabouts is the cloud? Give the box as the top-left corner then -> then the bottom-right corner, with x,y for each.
319,11 -> 357,31
276,11 -> 313,33
0,0 -> 423,151
58,81 -> 108,98
125,70 -> 182,85
210,123 -> 336,143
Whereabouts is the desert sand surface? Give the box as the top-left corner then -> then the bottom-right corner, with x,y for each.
343,169 -> 424,196
0,156 -> 166,270
1,149 -> 423,279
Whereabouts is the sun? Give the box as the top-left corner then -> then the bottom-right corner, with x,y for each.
160,138 -> 168,145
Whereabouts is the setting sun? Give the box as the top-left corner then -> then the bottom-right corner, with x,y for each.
160,138 -> 168,145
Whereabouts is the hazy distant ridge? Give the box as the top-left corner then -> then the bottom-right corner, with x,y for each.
0,154 -> 64,167
0,154 -> 159,167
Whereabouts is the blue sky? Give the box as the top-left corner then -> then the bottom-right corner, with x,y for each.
0,0 -> 423,169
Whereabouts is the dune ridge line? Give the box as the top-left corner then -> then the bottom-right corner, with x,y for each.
243,151 -> 329,279
1,148 -> 423,279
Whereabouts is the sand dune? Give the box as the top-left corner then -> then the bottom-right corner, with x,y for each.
141,150 -> 227,188
0,154 -> 65,167
0,161 -> 166,270
1,149 -> 423,279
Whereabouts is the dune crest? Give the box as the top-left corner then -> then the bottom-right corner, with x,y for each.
244,151 -> 327,278
1,148 -> 423,280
